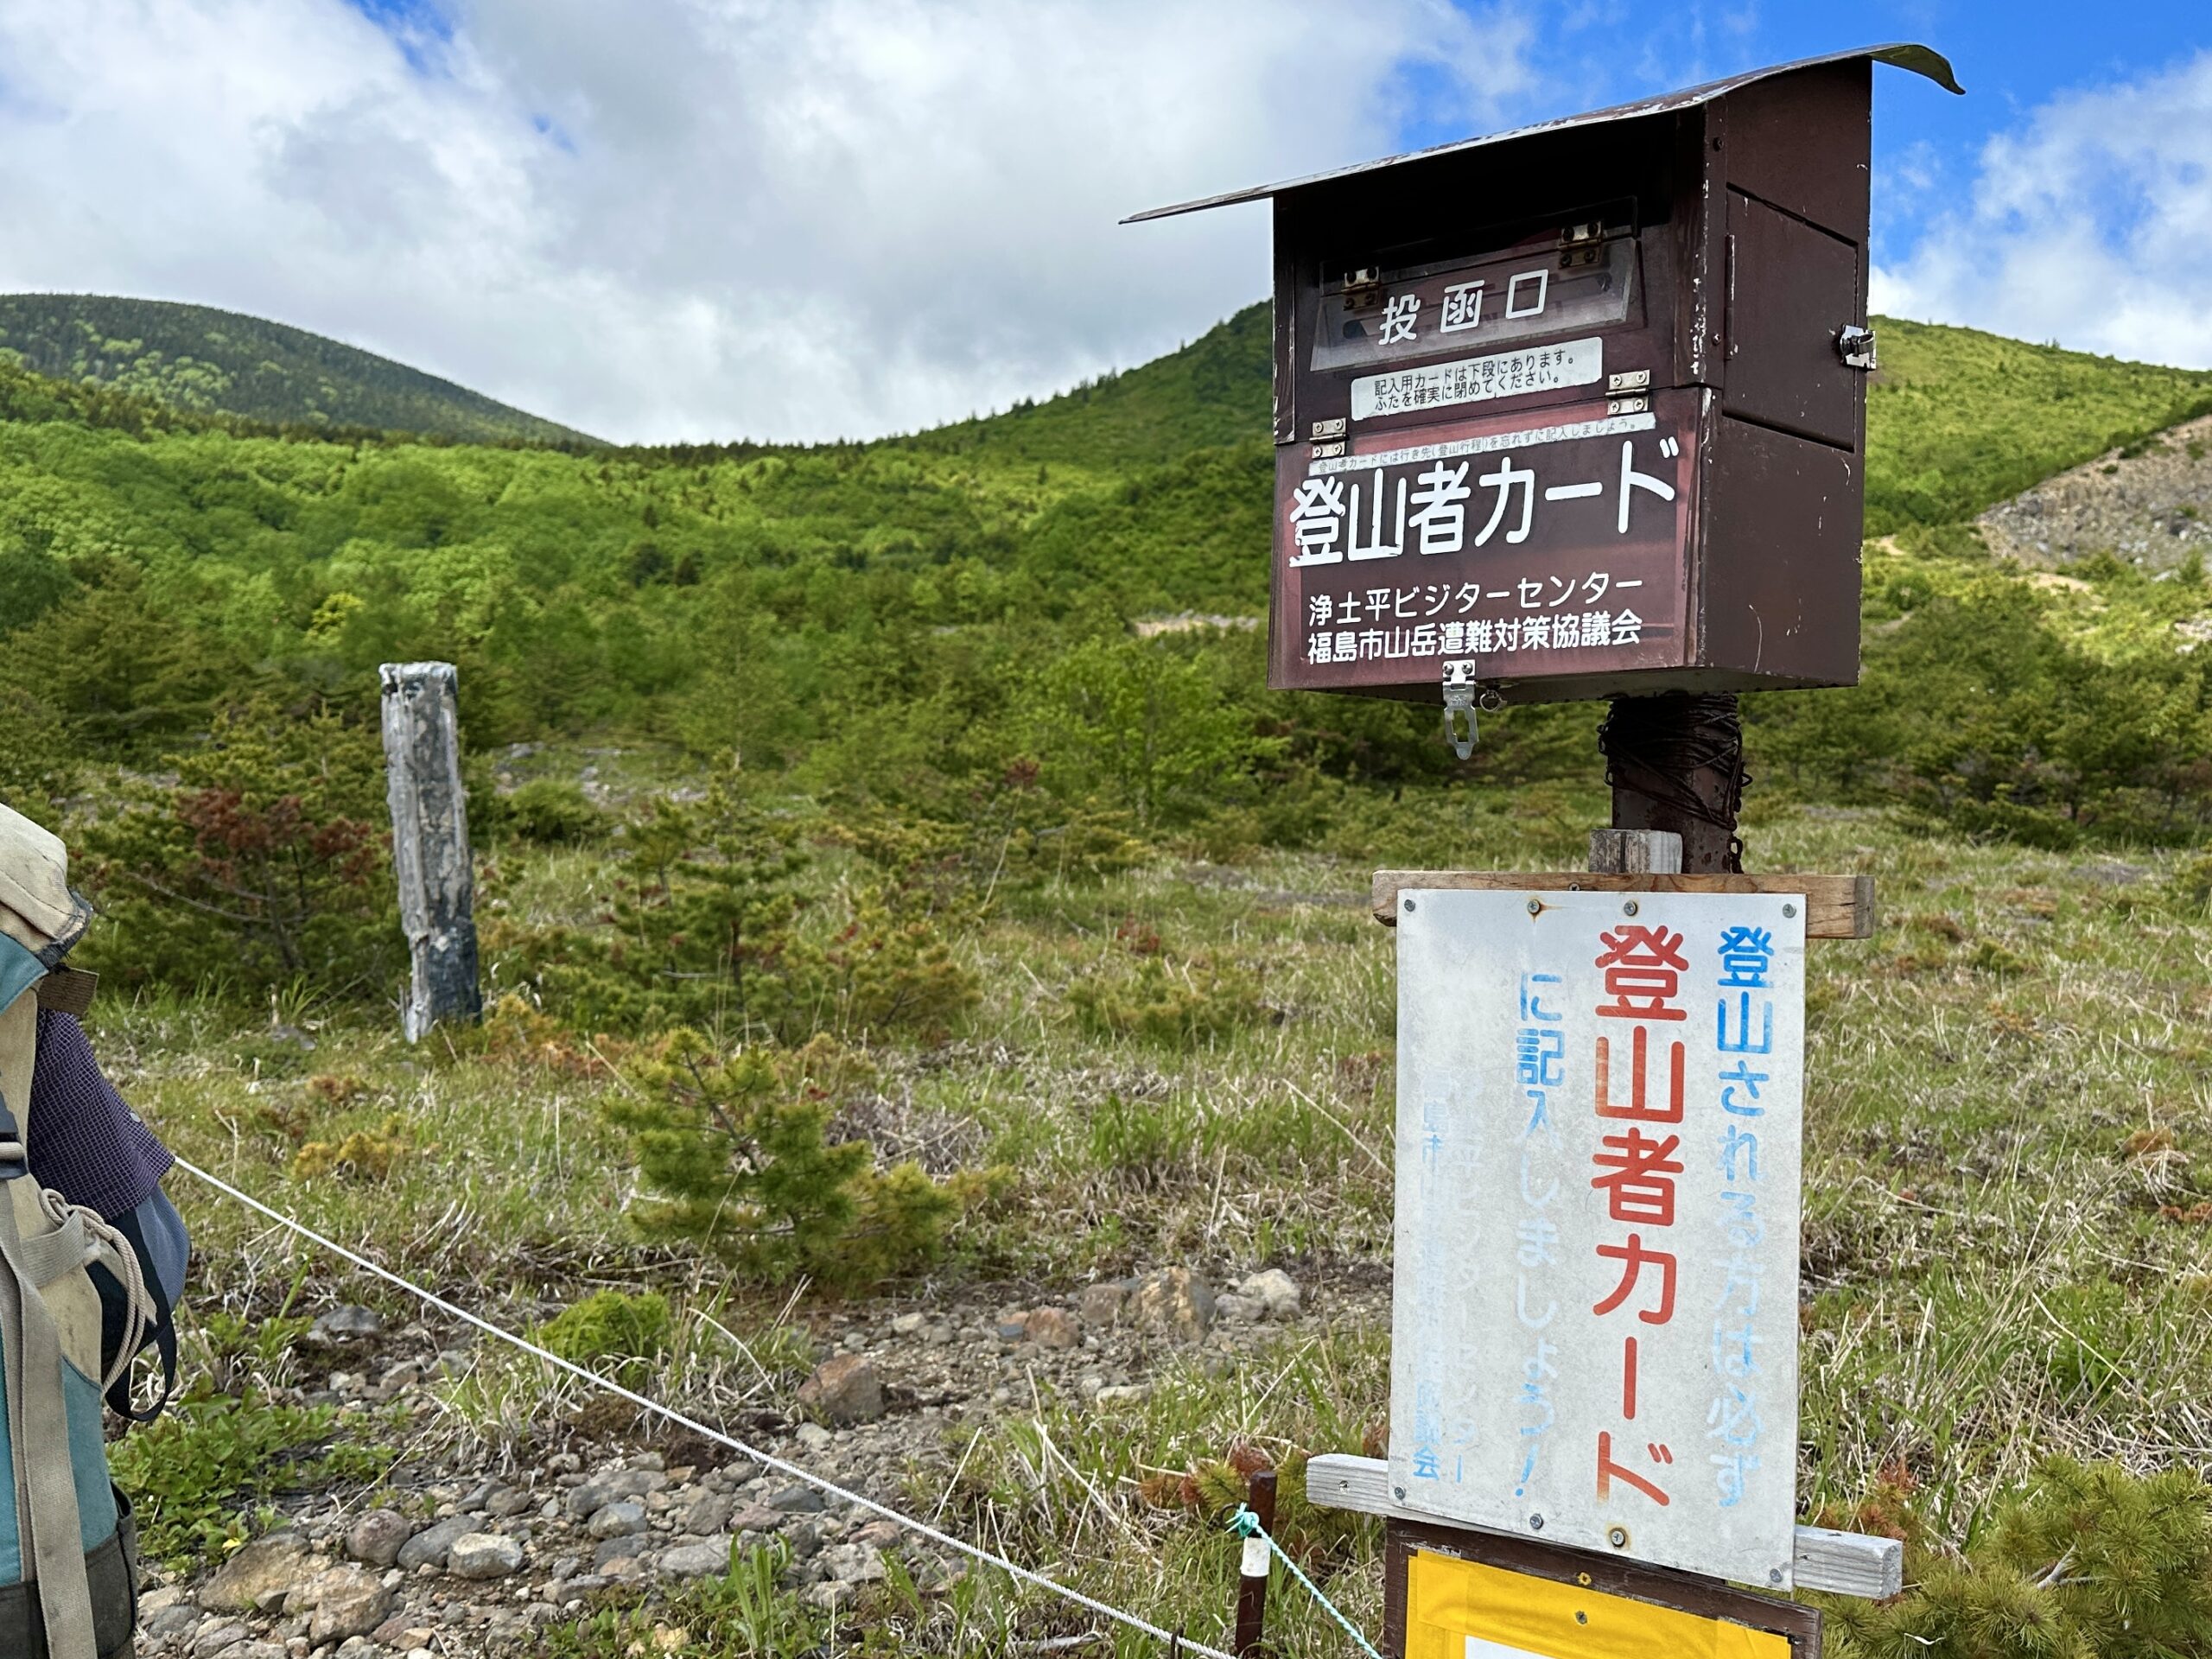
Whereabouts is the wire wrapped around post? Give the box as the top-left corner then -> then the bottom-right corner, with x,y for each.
1598,693 -> 1751,874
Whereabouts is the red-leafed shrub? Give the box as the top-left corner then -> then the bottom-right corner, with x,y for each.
77,700 -> 399,1001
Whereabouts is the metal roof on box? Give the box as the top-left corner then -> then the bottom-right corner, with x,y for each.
1124,43 -> 1961,225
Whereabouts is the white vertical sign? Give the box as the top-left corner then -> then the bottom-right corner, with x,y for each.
1389,888 -> 1805,1587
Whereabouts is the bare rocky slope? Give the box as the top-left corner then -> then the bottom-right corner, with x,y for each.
1980,410 -> 2212,570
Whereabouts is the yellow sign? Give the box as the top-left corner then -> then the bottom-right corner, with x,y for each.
1406,1551 -> 1794,1659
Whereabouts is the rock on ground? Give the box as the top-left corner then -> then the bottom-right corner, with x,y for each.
796,1353 -> 886,1425
1129,1268 -> 1214,1341
588,1500 -> 647,1540
394,1515 -> 474,1572
198,1532 -> 310,1614
1237,1268 -> 1302,1319
307,1306 -> 383,1347
1079,1280 -> 1135,1326
343,1508 -> 414,1568
658,1541 -> 730,1580
303,1566 -> 392,1644
448,1532 -> 524,1581
1021,1306 -> 1080,1348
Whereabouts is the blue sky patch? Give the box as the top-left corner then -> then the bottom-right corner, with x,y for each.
1402,0 -> 2210,269
343,0 -> 454,77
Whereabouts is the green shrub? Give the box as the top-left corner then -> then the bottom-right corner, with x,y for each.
535,1290 -> 674,1389
1029,633 -> 1276,830
602,1030 -> 962,1289
489,789 -> 977,1042
1823,1459 -> 2212,1659
75,699 -> 398,1001
1067,952 -> 1271,1047
110,1384 -> 392,1568
497,776 -> 604,845
1749,574 -> 2212,846
0,681 -> 75,825
2171,852 -> 2212,911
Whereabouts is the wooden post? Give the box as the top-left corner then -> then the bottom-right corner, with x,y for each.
1598,692 -> 1749,874
379,662 -> 481,1042
1234,1468 -> 1277,1656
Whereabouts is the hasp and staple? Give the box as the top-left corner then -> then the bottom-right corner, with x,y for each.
1129,45 -> 1961,707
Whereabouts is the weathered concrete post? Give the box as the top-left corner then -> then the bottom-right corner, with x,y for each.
378,662 -> 481,1042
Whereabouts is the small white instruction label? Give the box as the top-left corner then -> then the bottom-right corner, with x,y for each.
1351,337 -> 1603,421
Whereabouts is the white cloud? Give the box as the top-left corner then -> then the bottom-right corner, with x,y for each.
1872,50 -> 2212,370
0,0 -> 1539,442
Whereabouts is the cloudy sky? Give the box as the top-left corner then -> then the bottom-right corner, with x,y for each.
0,0 -> 2204,443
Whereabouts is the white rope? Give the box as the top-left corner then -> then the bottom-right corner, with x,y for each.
170,1155 -> 1232,1659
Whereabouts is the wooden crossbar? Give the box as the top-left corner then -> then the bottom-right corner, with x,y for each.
1371,871 -> 1875,938
1303,1454 -> 1902,1600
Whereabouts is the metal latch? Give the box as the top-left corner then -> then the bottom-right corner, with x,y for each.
1836,325 -> 1878,371
1441,659 -> 1498,760
1344,265 -> 1385,311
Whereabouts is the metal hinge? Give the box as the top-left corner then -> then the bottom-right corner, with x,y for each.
1559,219 -> 1607,270
1344,266 -> 1385,311
1441,659 -> 1500,760
1837,325 -> 1878,372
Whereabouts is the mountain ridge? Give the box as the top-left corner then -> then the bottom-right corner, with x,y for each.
0,293 -> 597,446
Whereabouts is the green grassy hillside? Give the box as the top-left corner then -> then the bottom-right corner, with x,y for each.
19,304 -> 2212,1656
0,303 -> 2208,847
0,294 -> 596,445
912,302 -> 1274,472
1867,317 -> 2212,533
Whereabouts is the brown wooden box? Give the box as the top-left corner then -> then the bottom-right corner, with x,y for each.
1130,46 -> 1960,706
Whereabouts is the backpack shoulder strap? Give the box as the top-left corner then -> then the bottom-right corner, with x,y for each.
0,981 -> 99,1659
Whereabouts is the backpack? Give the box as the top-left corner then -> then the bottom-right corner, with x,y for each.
0,807 -> 161,1659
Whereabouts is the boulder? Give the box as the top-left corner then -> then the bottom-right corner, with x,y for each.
1129,1268 -> 1214,1341
344,1508 -> 415,1569
305,1566 -> 393,1644
1238,1268 -> 1302,1319
796,1353 -> 886,1425
199,1531 -> 311,1613
447,1532 -> 524,1581
395,1515 -> 474,1572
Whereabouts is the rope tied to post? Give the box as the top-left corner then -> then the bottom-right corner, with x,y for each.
1226,1504 -> 1384,1659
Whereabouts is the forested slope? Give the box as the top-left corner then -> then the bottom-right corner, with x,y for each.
1,302 -> 2210,850
0,294 -> 594,445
